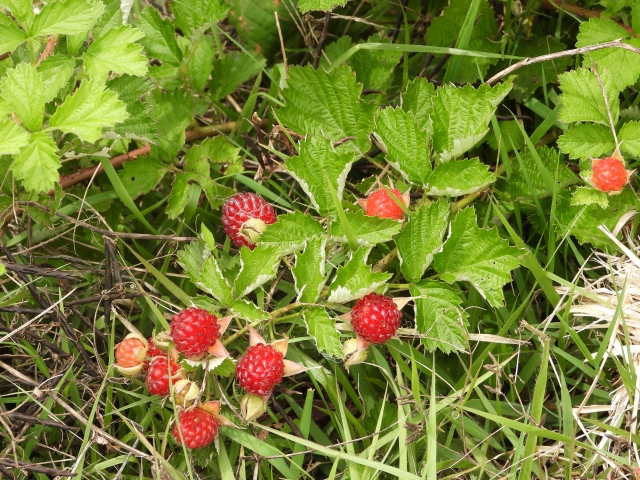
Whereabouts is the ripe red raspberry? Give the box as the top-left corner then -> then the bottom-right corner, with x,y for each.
221,192 -> 276,249
172,407 -> 219,449
236,344 -> 285,396
146,356 -> 182,396
115,337 -> 146,368
365,188 -> 405,220
350,293 -> 402,344
170,308 -> 221,358
592,157 -> 630,193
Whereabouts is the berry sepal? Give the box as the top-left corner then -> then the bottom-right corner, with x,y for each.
199,400 -> 236,428
240,394 -> 267,422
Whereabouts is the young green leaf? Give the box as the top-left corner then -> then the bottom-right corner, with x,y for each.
292,237 -> 327,304
0,118 -> 29,154
147,88 -> 193,160
1,62 -> 45,132
49,78 -> 129,143
0,14 -> 27,54
210,52 -> 266,100
401,78 -> 435,132
176,241 -> 208,284
106,75 -> 153,104
431,82 -> 512,161
1,0 -> 33,26
557,124 -> 615,159
119,156 -> 168,199
234,246 -> 282,298
259,211 -> 325,255
329,211 -> 402,247
558,66 -> 620,125
327,248 -> 392,303
183,33 -> 215,91
395,199 -> 449,283
410,280 -> 468,353
166,173 -> 192,219
137,6 -> 182,66
303,307 -> 344,359
83,25 -> 148,79
172,0 -> 230,36
576,18 -> 640,90
434,207 -> 521,307
29,0 -> 104,36
617,121 -> 640,156
278,64 -> 376,153
37,56 -> 75,103
198,255 -> 234,306
286,136 -> 358,216
571,186 -> 609,208
427,158 -> 494,196
11,133 -> 60,193
374,107 -> 432,185
298,0 -> 347,13
230,298 -> 269,322
108,101 -> 158,142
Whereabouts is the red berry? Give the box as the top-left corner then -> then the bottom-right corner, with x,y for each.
236,344 -> 285,396
115,337 -> 146,368
170,308 -> 221,358
142,338 -> 164,371
592,157 -> 629,193
146,356 -> 182,396
365,188 -> 405,220
350,293 -> 401,344
221,192 -> 276,249
173,407 -> 219,449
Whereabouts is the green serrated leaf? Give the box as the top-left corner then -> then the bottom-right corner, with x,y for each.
137,6 -> 182,66
576,18 -> 640,90
278,64 -> 376,153
30,0 -> 104,36
303,307 -> 343,358
1,62 -> 45,132
340,35 -> 402,91
401,78 -> 435,131
495,146 -> 579,201
106,75 -> 153,104
118,156 -> 168,199
298,0 -> 347,13
618,121 -> 640,156
173,0 -> 230,35
410,280 -> 468,353
210,52 -> 266,100
374,107 -> 431,185
83,25 -> 148,79
258,211 -> 324,254
558,65 -> 620,125
425,0 -> 500,83
108,101 -> 158,142
330,210 -> 402,247
193,175 -> 234,210
166,173 -> 191,219
93,0 -> 123,38
234,245 -> 282,298
292,237 -> 326,304
1,0 -> 34,27
395,199 -> 449,283
209,357 -> 236,377
434,207 -> 521,307
37,55 -> 75,103
198,255 -> 234,306
49,78 -> 129,143
11,133 -> 60,193
571,186 -> 609,208
286,136 -> 357,216
556,189 -> 637,249
177,241 -> 207,284
427,158 -> 495,196
0,117 -> 29,154
432,82 -> 512,161
0,14 -> 27,54
148,88 -> 193,160
557,124 -> 615,159
230,298 -> 269,322
184,33 -> 215,91
327,248 -> 392,303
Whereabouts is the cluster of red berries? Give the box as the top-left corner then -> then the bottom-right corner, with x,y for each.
113,189 -> 406,450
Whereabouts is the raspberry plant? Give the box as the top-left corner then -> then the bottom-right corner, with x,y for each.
1,0 -> 639,478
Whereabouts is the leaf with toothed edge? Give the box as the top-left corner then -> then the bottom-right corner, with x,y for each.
198,255 -> 234,307
558,66 -> 620,125
234,246 -> 282,299
410,280 -> 468,353
303,307 -> 344,359
230,299 -> 269,322
329,211 -> 402,247
426,158 -> 495,197
395,199 -> 449,283
176,241 -> 208,284
292,237 -> 327,304
0,118 -> 29,155
327,248 -> 392,303
259,211 -> 325,254
285,136 -> 358,216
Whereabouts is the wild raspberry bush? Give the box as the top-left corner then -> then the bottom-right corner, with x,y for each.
2,0 -> 639,478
